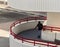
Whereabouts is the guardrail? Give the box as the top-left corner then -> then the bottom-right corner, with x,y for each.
43,26 -> 60,32
10,16 -> 59,47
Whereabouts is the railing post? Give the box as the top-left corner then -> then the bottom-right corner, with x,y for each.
34,40 -> 35,46
14,34 -> 17,39
51,27 -> 53,32
27,17 -> 28,21
10,30 -> 12,35
22,37 -> 24,43
43,26 -> 46,31
47,43 -> 49,47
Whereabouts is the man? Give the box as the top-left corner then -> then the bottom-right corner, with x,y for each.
35,21 -> 43,38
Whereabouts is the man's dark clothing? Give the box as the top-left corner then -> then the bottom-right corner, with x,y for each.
37,23 -> 43,30
35,21 -> 43,39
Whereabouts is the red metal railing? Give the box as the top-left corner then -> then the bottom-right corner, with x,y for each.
43,26 -> 60,32
10,16 -> 59,47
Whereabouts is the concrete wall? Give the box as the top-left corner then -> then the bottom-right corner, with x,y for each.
12,20 -> 38,34
10,35 -> 60,47
47,12 -> 60,40
8,0 -> 60,12
10,35 -> 48,47
56,32 -> 60,40
41,30 -> 60,41
41,30 -> 55,41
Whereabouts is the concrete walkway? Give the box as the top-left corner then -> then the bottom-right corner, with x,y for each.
0,29 -> 9,47
18,29 -> 42,40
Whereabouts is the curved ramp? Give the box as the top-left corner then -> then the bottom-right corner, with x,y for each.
10,16 -> 60,47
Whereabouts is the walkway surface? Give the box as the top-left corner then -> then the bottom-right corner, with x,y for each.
18,29 -> 41,40
18,29 -> 60,45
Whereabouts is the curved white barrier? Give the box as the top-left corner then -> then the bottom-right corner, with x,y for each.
12,20 -> 38,34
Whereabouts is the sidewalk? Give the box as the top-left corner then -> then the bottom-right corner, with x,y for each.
0,29 -> 9,47
0,21 -> 13,47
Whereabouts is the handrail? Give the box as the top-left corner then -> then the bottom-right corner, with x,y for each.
43,26 -> 60,32
10,31 -> 57,47
10,16 -> 59,47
